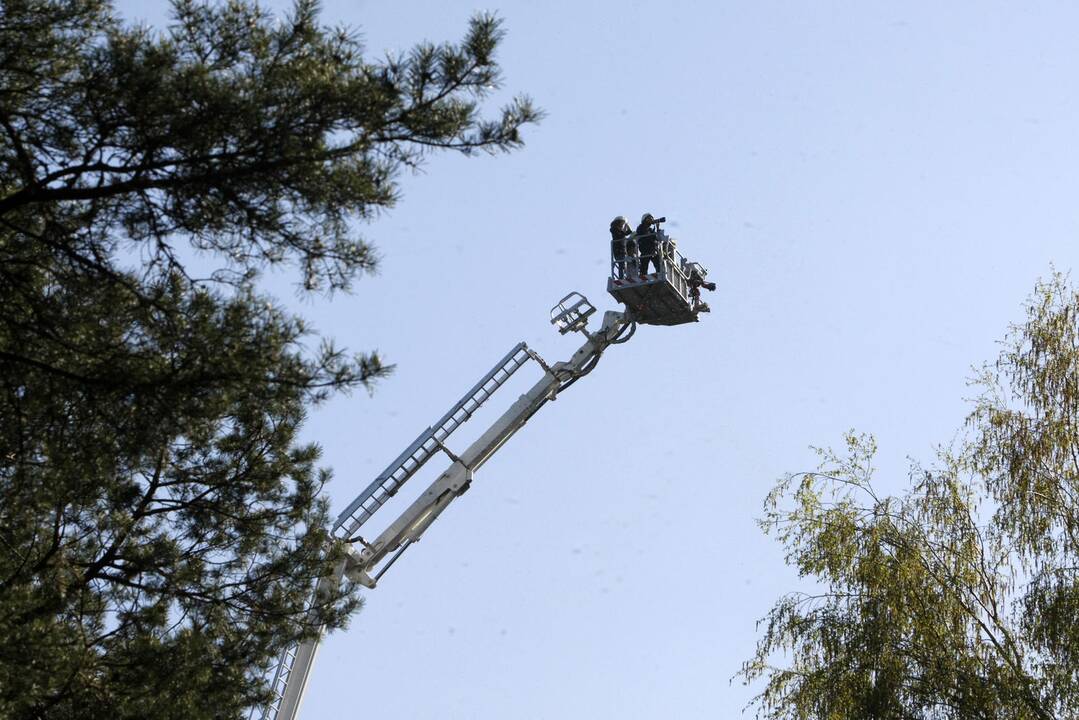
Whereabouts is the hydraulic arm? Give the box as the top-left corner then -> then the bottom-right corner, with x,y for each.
257,293 -> 635,720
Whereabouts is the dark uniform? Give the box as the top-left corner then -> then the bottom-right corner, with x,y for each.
609,216 -> 632,278
687,265 -> 716,313
636,213 -> 659,278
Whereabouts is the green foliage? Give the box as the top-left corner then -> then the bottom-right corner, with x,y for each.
742,274 -> 1079,720
0,0 -> 538,291
0,1 -> 538,717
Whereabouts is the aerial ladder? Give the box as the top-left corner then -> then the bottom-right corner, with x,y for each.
255,216 -> 714,720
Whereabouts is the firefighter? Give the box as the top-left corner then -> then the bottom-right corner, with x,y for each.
636,212 -> 660,278
609,216 -> 633,278
687,264 -> 716,313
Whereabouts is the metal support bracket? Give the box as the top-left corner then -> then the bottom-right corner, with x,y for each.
433,437 -> 465,468
524,347 -> 554,376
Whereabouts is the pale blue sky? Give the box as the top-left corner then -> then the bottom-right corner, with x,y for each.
119,1 -> 1079,717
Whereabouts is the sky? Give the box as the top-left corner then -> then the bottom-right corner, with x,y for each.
117,1 -> 1079,717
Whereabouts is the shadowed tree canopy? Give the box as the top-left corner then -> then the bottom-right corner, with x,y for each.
741,274 -> 1079,720
0,1 -> 539,718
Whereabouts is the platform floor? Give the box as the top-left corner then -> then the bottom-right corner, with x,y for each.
608,274 -> 698,326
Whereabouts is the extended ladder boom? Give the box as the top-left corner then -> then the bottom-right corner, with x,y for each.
259,294 -> 633,720
348,305 -> 630,588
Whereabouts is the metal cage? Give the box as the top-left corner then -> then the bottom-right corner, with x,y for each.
607,229 -> 709,326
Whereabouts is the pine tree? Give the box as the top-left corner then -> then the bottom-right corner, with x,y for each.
0,1 -> 539,717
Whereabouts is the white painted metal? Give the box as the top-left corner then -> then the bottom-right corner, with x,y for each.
272,627 -> 321,720
550,292 -> 596,334
351,307 -> 628,587
257,296 -> 631,720
334,343 -> 533,541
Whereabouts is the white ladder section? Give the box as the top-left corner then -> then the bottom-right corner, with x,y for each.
333,341 -> 533,540
256,341 -> 538,720
257,304 -> 630,720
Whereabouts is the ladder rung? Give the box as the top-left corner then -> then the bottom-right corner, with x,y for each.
334,342 -> 535,536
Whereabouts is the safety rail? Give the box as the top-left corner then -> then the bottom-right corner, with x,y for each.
611,232 -> 696,298
550,292 -> 596,335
